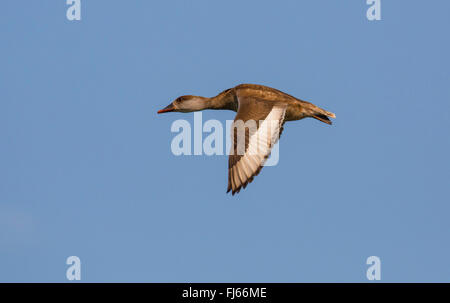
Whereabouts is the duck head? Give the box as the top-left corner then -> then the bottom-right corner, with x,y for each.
157,95 -> 209,114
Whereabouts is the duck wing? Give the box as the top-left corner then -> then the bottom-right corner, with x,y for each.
227,92 -> 287,195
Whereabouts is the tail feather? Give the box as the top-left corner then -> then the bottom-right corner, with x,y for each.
303,101 -> 336,125
312,114 -> 333,125
312,108 -> 336,125
323,110 -> 336,119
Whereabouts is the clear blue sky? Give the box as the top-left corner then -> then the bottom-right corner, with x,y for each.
1,1 -> 450,282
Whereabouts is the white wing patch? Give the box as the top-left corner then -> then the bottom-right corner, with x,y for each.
247,105 -> 285,158
229,105 -> 286,194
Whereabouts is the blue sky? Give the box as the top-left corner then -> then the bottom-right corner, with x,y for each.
1,1 -> 450,282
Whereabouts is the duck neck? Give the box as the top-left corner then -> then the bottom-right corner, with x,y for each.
207,89 -> 237,111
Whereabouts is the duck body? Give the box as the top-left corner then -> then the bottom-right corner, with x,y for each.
158,83 -> 336,195
167,84 -> 335,123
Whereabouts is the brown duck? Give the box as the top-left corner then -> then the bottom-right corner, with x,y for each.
158,84 -> 336,195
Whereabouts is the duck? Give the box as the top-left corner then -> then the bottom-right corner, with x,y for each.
157,84 -> 336,195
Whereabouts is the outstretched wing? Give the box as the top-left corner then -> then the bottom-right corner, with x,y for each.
227,94 -> 287,195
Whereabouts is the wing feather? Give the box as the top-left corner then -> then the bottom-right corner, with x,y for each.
227,93 -> 287,195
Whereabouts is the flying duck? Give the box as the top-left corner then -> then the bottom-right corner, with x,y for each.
157,84 -> 336,195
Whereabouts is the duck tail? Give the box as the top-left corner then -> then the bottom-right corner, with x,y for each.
311,107 -> 336,125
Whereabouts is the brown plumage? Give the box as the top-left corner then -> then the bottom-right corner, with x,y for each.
158,84 -> 336,195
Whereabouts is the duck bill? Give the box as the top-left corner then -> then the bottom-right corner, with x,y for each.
157,103 -> 175,114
